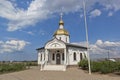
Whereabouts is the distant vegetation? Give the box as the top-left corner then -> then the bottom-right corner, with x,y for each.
78,59 -> 120,74
0,61 -> 37,74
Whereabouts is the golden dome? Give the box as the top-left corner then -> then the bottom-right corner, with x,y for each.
54,29 -> 69,36
59,20 -> 64,25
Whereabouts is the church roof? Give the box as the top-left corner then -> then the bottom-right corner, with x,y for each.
36,38 -> 87,50
65,43 -> 87,49
36,47 -> 44,50
53,29 -> 69,36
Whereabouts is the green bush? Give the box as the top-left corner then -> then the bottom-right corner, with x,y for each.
100,65 -> 111,74
91,61 -> 102,72
0,63 -> 26,74
78,60 -> 120,74
26,62 -> 38,66
100,61 -> 117,74
114,61 -> 120,72
78,59 -> 88,70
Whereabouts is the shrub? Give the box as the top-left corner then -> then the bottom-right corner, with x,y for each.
115,61 -> 120,72
26,62 -> 38,66
91,61 -> 102,72
100,65 -> 111,74
0,63 -> 26,74
78,60 -> 120,74
78,59 -> 88,70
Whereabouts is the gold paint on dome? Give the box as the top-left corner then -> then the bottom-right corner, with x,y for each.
54,29 -> 69,36
59,20 -> 64,25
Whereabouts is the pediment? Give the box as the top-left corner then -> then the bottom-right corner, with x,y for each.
45,38 -> 66,49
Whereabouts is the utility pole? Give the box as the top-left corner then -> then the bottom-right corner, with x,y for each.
108,49 -> 110,69
83,0 -> 91,74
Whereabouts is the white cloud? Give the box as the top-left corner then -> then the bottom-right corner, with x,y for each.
90,40 -> 120,58
0,40 -> 30,53
108,12 -> 113,16
27,31 -> 34,35
90,9 -> 102,18
0,0 -> 120,31
73,40 -> 120,58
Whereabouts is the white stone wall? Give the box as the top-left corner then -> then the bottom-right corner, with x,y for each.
68,47 -> 87,65
38,49 -> 45,65
45,38 -> 66,49
55,35 -> 69,43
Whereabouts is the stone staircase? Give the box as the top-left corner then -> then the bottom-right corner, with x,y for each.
43,65 -> 66,71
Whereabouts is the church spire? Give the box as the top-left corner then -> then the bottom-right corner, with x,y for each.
59,12 -> 64,29
53,12 -> 70,43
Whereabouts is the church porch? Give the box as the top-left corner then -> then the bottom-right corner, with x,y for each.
41,48 -> 67,71
47,49 -> 66,65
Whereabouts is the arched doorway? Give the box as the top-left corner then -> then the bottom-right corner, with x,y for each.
56,53 -> 61,64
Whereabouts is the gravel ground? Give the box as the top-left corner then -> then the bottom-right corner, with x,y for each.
0,67 -> 119,80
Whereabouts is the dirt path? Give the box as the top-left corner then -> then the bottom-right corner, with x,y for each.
0,67 -> 119,80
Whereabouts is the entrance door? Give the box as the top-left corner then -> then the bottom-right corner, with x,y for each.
56,53 -> 61,64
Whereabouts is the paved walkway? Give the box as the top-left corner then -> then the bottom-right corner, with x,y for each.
0,67 -> 119,80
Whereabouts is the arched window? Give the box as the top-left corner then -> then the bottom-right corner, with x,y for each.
66,37 -> 67,42
84,53 -> 87,58
73,52 -> 76,61
80,53 -> 83,60
44,53 -> 45,60
41,54 -> 42,61
62,53 -> 64,61
52,53 -> 55,60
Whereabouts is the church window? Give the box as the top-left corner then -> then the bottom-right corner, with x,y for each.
41,54 -> 42,61
80,53 -> 83,60
62,53 -> 64,60
44,53 -> 45,60
84,54 -> 87,58
66,37 -> 67,42
73,52 -> 76,61
52,53 -> 55,60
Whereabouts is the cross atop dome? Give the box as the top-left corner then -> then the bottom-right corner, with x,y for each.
60,12 -> 63,20
59,11 -> 64,26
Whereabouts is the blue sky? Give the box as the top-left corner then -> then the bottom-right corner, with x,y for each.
0,0 -> 120,61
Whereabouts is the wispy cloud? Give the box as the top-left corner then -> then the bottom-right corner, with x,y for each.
27,31 -> 34,35
89,9 -> 102,18
39,29 -> 47,36
19,30 -> 35,35
0,0 -> 120,31
108,11 -> 113,16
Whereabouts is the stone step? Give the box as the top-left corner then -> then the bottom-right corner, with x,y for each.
43,65 -> 66,71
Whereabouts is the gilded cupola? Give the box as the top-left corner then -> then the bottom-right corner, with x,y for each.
54,13 -> 69,36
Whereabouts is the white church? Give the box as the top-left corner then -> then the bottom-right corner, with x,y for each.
37,14 -> 87,71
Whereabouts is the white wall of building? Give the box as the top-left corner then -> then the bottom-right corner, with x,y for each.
38,49 -> 45,65
55,35 -> 70,43
45,38 -> 66,49
68,47 -> 87,65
